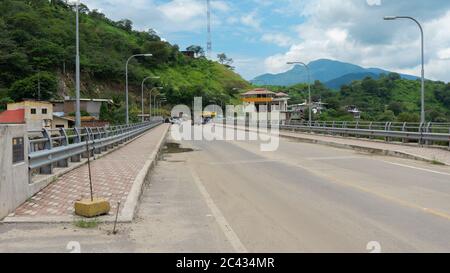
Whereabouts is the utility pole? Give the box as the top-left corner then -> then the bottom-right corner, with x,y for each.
206,0 -> 212,59
75,0 -> 81,128
37,70 -> 41,101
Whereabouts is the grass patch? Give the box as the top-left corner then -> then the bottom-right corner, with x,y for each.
73,218 -> 100,229
431,159 -> 445,166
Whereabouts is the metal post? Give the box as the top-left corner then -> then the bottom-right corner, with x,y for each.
75,1 -> 81,128
287,61 -> 311,126
125,54 -> 152,124
141,76 -> 159,122
384,16 -> 425,123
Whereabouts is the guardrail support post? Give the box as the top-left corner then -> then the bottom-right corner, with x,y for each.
71,128 -> 82,162
419,122 -> 424,146
39,129 -> 53,175
425,122 -> 432,146
56,128 -> 69,168
93,128 -> 102,154
81,128 -> 91,158
384,122 -> 390,142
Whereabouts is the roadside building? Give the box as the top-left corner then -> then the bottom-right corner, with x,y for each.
51,98 -> 113,119
52,115 -> 71,129
5,100 -> 53,130
181,50 -> 196,58
240,88 -> 290,122
346,105 -> 362,119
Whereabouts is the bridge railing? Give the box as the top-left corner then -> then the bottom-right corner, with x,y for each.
28,120 -> 162,181
281,121 -> 450,149
216,118 -> 450,149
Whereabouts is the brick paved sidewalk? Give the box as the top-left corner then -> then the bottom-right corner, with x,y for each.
7,124 -> 169,220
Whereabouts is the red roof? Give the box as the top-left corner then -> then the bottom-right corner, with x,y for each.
0,109 -> 25,124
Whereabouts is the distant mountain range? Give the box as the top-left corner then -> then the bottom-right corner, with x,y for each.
251,59 -> 418,89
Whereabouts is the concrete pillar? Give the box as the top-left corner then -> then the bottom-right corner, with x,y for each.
40,164 -> 53,175
56,159 -> 69,168
71,154 -> 81,162
0,124 -> 30,219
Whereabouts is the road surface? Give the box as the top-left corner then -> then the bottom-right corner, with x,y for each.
1,126 -> 450,252
177,126 -> 450,252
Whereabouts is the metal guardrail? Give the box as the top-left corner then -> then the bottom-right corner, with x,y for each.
280,121 -> 450,149
27,119 -> 163,179
219,118 -> 450,149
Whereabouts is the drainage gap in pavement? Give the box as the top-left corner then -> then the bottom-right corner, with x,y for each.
162,143 -> 194,154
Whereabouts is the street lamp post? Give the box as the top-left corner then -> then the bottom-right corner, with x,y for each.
125,53 -> 152,124
160,99 -> 167,118
153,94 -> 158,118
384,16 -> 425,124
75,0 -> 81,127
149,87 -> 163,120
158,95 -> 166,117
287,61 -> 312,125
141,76 -> 160,122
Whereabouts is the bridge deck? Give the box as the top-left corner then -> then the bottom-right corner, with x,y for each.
7,124 -> 169,221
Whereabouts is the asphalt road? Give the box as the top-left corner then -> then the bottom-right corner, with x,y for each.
1,126 -> 450,253
179,126 -> 450,252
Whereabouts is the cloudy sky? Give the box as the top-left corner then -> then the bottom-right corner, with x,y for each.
81,0 -> 450,81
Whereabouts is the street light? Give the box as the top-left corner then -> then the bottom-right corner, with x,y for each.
150,87 -> 163,119
160,98 -> 167,117
158,94 -> 166,117
287,61 -> 312,125
141,76 -> 160,122
384,16 -> 425,124
153,93 -> 163,117
125,53 -> 152,124
75,0 -> 81,127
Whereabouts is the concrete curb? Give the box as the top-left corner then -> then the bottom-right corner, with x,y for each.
224,124 -> 449,166
2,124 -> 170,224
279,132 -> 448,165
119,124 -> 169,222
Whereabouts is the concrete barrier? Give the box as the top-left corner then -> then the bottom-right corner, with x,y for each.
0,124 -> 30,219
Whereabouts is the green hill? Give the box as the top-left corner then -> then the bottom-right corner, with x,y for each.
260,73 -> 450,122
0,0 -> 249,123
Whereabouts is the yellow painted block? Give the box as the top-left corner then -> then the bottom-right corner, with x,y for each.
74,198 -> 111,218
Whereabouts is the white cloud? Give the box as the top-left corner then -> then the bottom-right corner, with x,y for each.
81,0 -> 229,33
158,0 -> 204,23
263,0 -> 450,82
438,49 -> 450,60
241,11 -> 261,29
366,0 -> 382,6
261,33 -> 293,47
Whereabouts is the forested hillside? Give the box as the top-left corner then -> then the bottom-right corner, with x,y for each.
265,73 -> 450,122
0,0 -> 249,123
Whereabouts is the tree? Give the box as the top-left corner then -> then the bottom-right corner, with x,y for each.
117,19 -> 133,32
388,72 -> 401,81
8,72 -> 57,101
387,101 -> 404,116
217,53 -> 233,66
0,96 -> 13,111
397,112 -> 420,123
